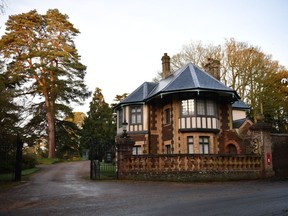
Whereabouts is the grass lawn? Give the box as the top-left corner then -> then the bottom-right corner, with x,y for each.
0,167 -> 39,181
37,157 -> 65,165
0,167 -> 39,190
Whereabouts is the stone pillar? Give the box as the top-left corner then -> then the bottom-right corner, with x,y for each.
115,136 -> 135,179
250,116 -> 275,178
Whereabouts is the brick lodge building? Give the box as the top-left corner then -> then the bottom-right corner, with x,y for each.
114,53 -> 252,157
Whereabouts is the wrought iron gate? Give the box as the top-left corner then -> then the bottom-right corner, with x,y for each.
0,143 -> 16,181
0,135 -> 23,181
90,160 -> 116,180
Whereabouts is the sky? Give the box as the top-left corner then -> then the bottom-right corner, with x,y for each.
0,0 -> 287,113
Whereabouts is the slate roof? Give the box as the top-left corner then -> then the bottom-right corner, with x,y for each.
119,82 -> 157,104
116,63 -> 241,108
233,118 -> 247,129
232,100 -> 250,110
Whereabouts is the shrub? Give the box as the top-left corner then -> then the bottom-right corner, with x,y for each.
22,153 -> 38,170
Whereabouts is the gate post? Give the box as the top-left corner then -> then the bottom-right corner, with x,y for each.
115,136 -> 135,179
250,115 -> 275,178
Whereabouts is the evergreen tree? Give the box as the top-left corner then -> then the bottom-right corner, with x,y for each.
81,88 -> 116,161
0,9 -> 90,157
0,73 -> 22,145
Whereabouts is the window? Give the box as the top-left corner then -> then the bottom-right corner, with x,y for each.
196,100 -> 205,115
181,99 -> 217,117
187,136 -> 194,154
118,109 -> 123,128
206,100 -> 215,116
133,146 -> 142,155
164,108 -> 171,124
199,136 -> 209,154
182,99 -> 195,116
130,106 -> 142,124
165,145 -> 171,154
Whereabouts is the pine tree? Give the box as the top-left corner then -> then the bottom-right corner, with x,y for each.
81,88 -> 116,161
0,9 -> 90,157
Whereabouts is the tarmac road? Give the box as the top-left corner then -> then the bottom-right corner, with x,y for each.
0,160 -> 288,216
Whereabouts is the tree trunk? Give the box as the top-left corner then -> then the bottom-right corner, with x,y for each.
47,105 -> 56,158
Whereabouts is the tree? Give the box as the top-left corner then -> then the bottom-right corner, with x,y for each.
81,88 -> 116,161
170,41 -> 222,72
260,69 -> 288,132
110,93 -> 128,107
0,0 -> 6,15
169,39 -> 288,131
53,112 -> 85,159
55,117 -> 81,159
0,9 -> 90,158
0,73 -> 22,145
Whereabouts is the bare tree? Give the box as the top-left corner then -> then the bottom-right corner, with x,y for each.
169,39 -> 287,130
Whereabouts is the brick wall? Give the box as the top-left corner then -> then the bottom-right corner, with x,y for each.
117,154 -> 262,181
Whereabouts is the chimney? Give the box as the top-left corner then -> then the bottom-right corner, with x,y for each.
161,53 -> 171,78
203,58 -> 221,80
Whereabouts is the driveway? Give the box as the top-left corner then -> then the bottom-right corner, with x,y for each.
0,160 -> 288,216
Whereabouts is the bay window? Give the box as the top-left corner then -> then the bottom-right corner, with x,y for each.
180,99 -> 219,130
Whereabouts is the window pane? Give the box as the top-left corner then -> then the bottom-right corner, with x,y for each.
204,144 -> 209,154
181,99 -> 195,116
207,100 -> 215,116
199,146 -> 203,154
197,100 -> 205,115
182,101 -> 188,115
164,108 -> 170,124
133,147 -> 137,155
138,147 -> 142,155
188,137 -> 193,143
133,146 -> 142,155
188,99 -> 195,115
118,109 -> 123,128
188,144 -> 194,153
166,145 -> 171,154
131,115 -> 136,124
137,114 -> 142,123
